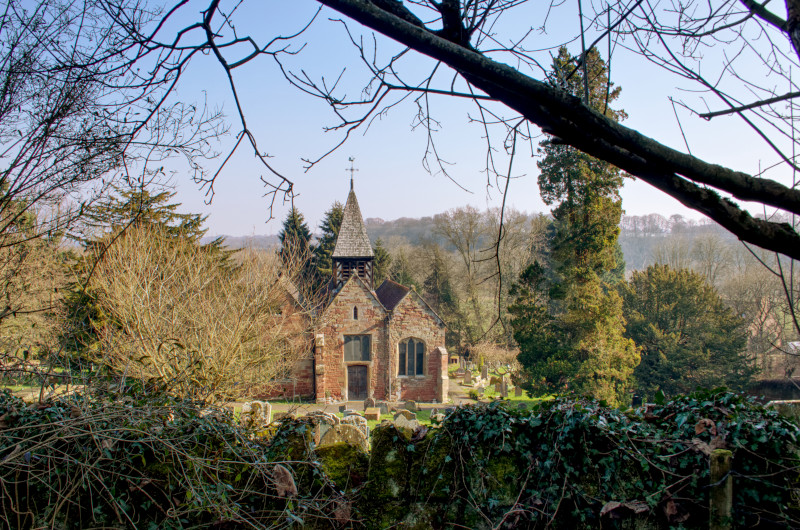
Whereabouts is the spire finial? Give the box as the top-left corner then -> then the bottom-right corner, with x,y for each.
347,157 -> 358,190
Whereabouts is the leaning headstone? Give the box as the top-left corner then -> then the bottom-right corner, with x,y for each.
481,365 -> 489,380
363,396 -> 376,409
341,414 -> 369,439
318,424 -> 368,452
394,410 -> 417,421
515,386 -> 523,397
463,371 -> 472,384
394,414 -> 421,433
364,407 -> 381,421
339,404 -> 347,413
404,400 -> 418,412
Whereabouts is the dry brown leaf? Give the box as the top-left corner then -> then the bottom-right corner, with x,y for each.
695,418 -> 717,435
272,464 -> 297,498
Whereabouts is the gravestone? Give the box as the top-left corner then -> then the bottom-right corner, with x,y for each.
454,367 -> 466,377
481,365 -> 489,380
340,414 -> 369,439
489,375 -> 501,386
364,407 -> 381,421
500,380 -> 509,398
517,402 -> 527,410
495,383 -> 502,394
318,424 -> 368,452
430,407 -> 439,416
394,410 -> 417,421
394,414 -> 421,433
376,401 -> 389,415
363,396 -> 376,409
342,409 -> 357,417
404,400 -> 418,412
306,411 -> 339,445
463,371 -> 472,384
430,413 -> 446,423
240,400 -> 271,428
515,386 -> 523,397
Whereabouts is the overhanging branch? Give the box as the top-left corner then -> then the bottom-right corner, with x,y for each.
315,0 -> 800,260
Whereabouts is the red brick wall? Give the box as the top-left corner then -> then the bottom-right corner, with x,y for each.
388,292 -> 447,402
316,277 -> 388,402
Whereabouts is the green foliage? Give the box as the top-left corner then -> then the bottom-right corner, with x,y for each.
2,389 -> 798,528
620,264 -> 754,399
511,46 -> 637,406
372,238 -> 392,285
80,186 -> 220,248
367,390 -> 799,528
313,201 -> 344,283
278,207 -> 313,265
389,247 -> 419,290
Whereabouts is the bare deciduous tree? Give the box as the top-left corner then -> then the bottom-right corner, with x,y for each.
90,226 -> 312,401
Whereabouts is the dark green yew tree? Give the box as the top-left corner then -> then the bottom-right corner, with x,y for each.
620,264 -> 753,398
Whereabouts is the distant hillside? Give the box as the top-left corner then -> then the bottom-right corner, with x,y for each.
202,234 -> 280,250
209,211 -> 747,272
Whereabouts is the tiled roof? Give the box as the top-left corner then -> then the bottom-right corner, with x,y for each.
375,279 -> 410,310
332,184 -> 374,258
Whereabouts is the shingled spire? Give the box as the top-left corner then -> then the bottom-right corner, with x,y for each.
332,179 -> 374,289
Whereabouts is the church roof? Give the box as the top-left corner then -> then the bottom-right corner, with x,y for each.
332,182 -> 374,259
375,279 -> 411,310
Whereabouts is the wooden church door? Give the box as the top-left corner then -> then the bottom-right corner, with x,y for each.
347,365 -> 368,400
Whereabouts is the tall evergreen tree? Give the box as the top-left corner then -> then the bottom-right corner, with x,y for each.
313,201 -> 344,282
511,47 -> 638,406
373,238 -> 392,285
278,207 -> 313,267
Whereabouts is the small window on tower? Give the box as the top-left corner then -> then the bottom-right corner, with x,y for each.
353,306 -> 358,320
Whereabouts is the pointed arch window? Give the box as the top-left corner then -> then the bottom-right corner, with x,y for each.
353,306 -> 358,320
398,338 -> 425,376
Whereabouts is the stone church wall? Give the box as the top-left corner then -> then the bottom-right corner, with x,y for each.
389,294 -> 446,402
316,278 -> 389,402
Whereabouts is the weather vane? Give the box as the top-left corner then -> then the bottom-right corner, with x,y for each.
347,156 -> 358,190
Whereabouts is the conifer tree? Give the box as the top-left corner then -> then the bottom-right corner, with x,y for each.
620,265 -> 753,398
278,207 -> 313,266
372,238 -> 392,285
511,47 -> 638,406
313,201 -> 344,282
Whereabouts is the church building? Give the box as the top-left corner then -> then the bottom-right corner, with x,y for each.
271,180 -> 449,403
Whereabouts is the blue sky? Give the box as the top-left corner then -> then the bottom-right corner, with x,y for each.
155,1 -> 790,236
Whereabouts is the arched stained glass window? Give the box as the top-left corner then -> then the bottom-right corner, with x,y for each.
398,338 -> 425,376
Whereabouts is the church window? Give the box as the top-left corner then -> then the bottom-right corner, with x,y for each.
353,306 -> 358,320
398,338 -> 425,376
344,335 -> 371,361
